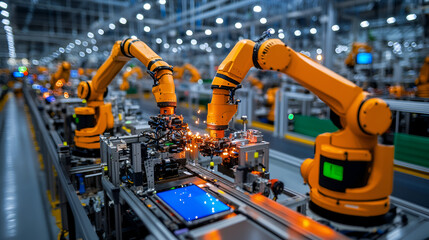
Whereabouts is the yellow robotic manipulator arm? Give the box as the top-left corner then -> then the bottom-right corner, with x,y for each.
173,63 -> 201,83
344,42 -> 372,68
50,61 -> 71,89
75,38 -> 177,150
207,32 -> 394,221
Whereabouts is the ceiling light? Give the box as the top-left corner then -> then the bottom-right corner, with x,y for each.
0,1 -> 7,9
316,54 -> 322,61
98,29 -> 104,35
225,43 -> 230,48
86,48 -> 92,54
119,18 -> 127,24
310,28 -> 317,34
186,30 -> 193,36
191,39 -> 197,45
69,43 -> 75,48
172,47 -> 177,53
156,38 -> 162,44
59,47 -> 65,53
109,23 -> 116,30
75,39 -> 81,45
91,39 -> 96,44
235,22 -> 242,29
278,33 -> 285,39
216,42 -> 222,48
406,13 -> 417,21
2,19 -> 9,25
386,17 -> 396,24
216,18 -> 223,24
316,48 -> 322,54
176,38 -> 183,44
144,26 -> 151,32
136,13 -> 144,20
331,25 -> 340,31
159,0 -> 166,5
253,5 -> 262,13
1,10 -> 9,17
82,41 -> 88,47
205,29 -> 212,35
163,43 -> 170,49
92,46 -> 98,51
79,52 -> 85,57
294,30 -> 301,36
87,32 -> 94,38
360,21 -> 369,28
32,60 -> 39,65
206,47 -> 212,53
260,18 -> 267,24
199,44 -> 206,50
143,3 -> 151,10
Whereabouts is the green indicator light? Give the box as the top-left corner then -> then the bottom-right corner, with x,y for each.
75,118 -> 79,124
18,66 -> 27,73
288,113 -> 294,120
323,162 -> 343,181
165,142 -> 173,146
125,121 -> 132,124
72,114 -> 76,118
170,187 -> 175,190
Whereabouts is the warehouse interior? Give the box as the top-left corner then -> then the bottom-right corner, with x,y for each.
1,0 -> 429,239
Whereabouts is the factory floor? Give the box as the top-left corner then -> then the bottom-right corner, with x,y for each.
137,97 -> 429,208
0,92 -> 57,240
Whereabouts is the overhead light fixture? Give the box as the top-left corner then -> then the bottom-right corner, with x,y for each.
278,33 -> 285,39
294,30 -> 301,36
156,38 -> 162,44
216,42 -> 222,48
82,41 -> 88,47
186,30 -> 193,36
159,0 -> 166,5
119,18 -> 127,24
1,10 -> 9,17
75,39 -> 81,45
260,18 -> 267,24
206,47 -> 212,53
316,54 -> 322,61
386,17 -> 396,24
205,29 -> 212,35
406,13 -> 417,21
316,48 -> 322,54
235,22 -> 242,29
109,23 -> 116,30
176,38 -> 183,44
310,28 -> 317,34
79,52 -> 85,57
98,29 -> 104,35
216,18 -> 223,24
91,39 -> 96,44
253,5 -> 262,13
87,32 -> 94,38
144,26 -> 151,32
163,43 -> 170,49
93,46 -> 98,51
2,18 -> 9,25
59,47 -> 65,53
69,43 -> 75,48
360,21 -> 369,28
0,1 -> 8,9
136,13 -> 144,20
172,47 -> 177,53
331,24 -> 340,31
143,3 -> 151,10
86,48 -> 92,54
191,39 -> 197,45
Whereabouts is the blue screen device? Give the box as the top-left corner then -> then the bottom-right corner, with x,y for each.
156,185 -> 231,222
356,52 -> 372,64
70,70 -> 79,78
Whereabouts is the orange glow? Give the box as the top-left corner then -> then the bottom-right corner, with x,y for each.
43,92 -> 50,98
64,92 -> 69,99
56,80 -> 64,87
302,219 -> 310,228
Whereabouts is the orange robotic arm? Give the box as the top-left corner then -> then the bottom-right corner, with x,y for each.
207,33 -> 394,221
120,66 -> 144,91
77,38 -> 177,114
50,61 -> 71,89
173,64 -> 201,83
344,42 -> 372,68
415,56 -> 429,98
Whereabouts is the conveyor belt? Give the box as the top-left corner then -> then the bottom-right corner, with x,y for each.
0,93 -> 57,239
136,97 -> 429,208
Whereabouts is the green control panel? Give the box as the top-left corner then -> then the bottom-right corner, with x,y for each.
323,162 -> 343,181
